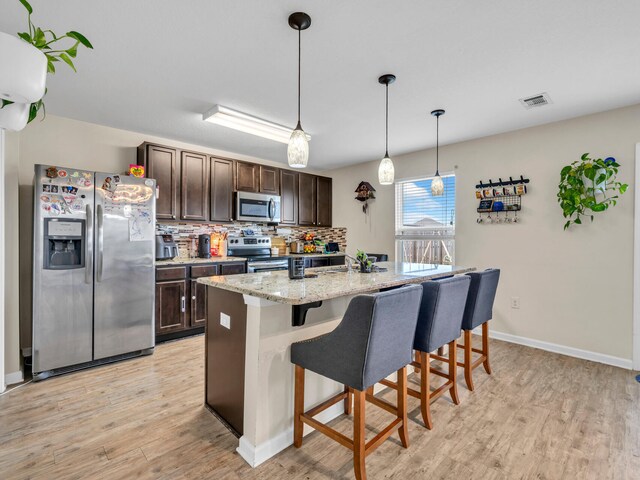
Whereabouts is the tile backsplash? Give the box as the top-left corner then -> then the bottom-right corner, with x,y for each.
157,222 -> 347,258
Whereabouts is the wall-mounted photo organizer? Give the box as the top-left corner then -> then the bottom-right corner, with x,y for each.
475,176 -> 530,224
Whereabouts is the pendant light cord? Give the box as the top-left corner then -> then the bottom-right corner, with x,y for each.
435,114 -> 440,175
385,83 -> 389,157
297,29 -> 301,126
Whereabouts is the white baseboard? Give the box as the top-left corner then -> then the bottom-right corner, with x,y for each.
237,401 -> 344,468
485,329 -> 633,370
5,370 -> 24,385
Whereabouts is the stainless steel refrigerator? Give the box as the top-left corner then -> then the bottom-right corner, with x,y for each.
32,164 -> 156,380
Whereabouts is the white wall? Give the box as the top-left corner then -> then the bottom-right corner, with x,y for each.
4,130 -> 21,384
327,103 -> 640,363
10,114 -> 321,366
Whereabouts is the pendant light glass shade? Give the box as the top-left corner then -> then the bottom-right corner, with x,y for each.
378,154 -> 394,185
287,124 -> 309,168
431,174 -> 444,196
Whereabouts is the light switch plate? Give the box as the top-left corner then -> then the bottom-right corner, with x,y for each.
220,313 -> 231,329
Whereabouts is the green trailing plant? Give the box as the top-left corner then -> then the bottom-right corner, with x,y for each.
557,153 -> 628,230
355,250 -> 374,272
1,0 -> 93,122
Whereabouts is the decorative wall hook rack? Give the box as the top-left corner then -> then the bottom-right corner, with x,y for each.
475,176 -> 530,189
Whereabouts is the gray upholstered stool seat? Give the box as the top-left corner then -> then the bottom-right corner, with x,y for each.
457,269 -> 500,391
380,275 -> 471,430
291,285 -> 423,480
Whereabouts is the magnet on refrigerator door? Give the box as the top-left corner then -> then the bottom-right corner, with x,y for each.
46,166 -> 58,178
58,170 -> 68,178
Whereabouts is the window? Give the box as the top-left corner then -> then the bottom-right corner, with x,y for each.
395,174 -> 455,264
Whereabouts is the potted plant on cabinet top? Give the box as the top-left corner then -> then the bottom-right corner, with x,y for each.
557,153 -> 628,230
0,0 -> 93,131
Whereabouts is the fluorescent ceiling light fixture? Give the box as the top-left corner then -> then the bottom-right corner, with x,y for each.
203,105 -> 310,144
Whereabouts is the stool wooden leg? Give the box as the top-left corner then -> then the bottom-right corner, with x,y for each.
397,366 -> 409,448
482,322 -> 492,374
353,389 -> 367,480
344,386 -> 352,415
419,351 -> 433,430
413,350 -> 421,373
294,366 -> 305,448
464,330 -> 474,391
449,340 -> 460,405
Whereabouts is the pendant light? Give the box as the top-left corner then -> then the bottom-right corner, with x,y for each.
378,74 -> 396,185
430,109 -> 445,196
287,12 -> 311,168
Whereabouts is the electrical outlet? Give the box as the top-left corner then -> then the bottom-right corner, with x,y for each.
511,297 -> 520,309
220,313 -> 231,329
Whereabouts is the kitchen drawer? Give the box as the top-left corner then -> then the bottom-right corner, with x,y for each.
220,262 -> 246,275
329,256 -> 345,266
156,266 -> 187,281
191,264 -> 219,278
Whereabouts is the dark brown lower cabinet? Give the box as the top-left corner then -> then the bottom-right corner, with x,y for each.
156,261 -> 246,341
190,279 -> 208,327
156,280 -> 187,334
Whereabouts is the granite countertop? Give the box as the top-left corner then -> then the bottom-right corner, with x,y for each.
197,262 -> 475,305
156,256 -> 247,266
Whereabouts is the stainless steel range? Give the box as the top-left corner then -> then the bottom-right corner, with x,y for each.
227,235 -> 289,272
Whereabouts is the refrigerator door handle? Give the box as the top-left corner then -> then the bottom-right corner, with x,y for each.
97,204 -> 104,282
85,204 -> 93,284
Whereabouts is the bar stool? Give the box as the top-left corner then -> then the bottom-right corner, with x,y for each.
381,276 -> 470,430
291,285 -> 423,480
458,269 -> 500,391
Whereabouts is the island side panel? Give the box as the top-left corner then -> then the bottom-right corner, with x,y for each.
239,295 -> 352,468
206,287 -> 247,436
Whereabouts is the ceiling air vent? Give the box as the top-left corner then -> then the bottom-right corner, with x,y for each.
519,92 -> 552,109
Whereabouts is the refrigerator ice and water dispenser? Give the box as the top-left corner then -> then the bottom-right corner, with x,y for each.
43,218 -> 85,269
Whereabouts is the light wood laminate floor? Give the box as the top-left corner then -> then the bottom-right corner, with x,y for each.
1,335 -> 638,480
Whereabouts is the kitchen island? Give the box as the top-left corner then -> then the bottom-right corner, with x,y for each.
198,262 -> 475,467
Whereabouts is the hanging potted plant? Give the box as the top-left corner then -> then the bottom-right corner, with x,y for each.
557,153 -> 628,230
0,0 -> 92,131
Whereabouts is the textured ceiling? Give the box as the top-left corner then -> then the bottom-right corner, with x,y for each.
2,0 -> 640,170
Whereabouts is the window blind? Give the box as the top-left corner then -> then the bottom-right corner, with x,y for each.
395,174 -> 456,265
395,174 -> 456,238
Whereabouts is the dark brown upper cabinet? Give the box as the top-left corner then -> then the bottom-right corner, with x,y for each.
298,173 -> 317,226
316,176 -> 332,227
259,165 -> 280,194
210,157 -> 234,223
235,161 -> 260,192
279,170 -> 298,225
180,151 -> 210,221
138,143 -> 178,220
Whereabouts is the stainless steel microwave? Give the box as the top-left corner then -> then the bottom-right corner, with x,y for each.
235,191 -> 281,223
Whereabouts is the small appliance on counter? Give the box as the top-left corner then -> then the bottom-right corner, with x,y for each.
198,234 -> 211,258
290,241 -> 304,253
288,257 -> 305,279
156,234 -> 179,260
325,242 -> 340,253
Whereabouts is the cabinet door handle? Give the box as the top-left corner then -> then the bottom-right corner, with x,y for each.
181,296 -> 186,312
